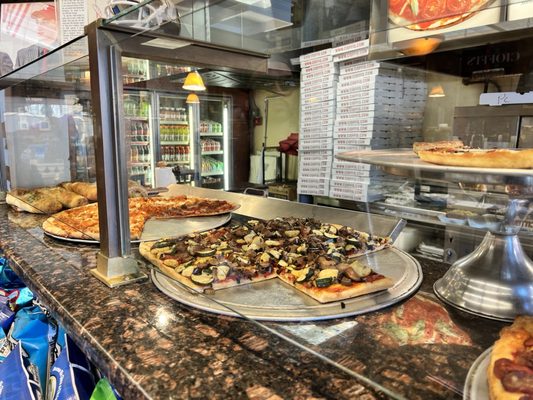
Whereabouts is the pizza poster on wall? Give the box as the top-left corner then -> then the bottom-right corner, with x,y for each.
387,0 -> 503,44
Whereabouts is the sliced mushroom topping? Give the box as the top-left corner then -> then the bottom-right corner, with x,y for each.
350,260 -> 372,277
317,256 -> 336,269
284,230 -> 300,238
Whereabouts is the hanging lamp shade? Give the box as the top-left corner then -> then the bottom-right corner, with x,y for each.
186,93 -> 200,104
428,85 -> 445,98
182,70 -> 206,91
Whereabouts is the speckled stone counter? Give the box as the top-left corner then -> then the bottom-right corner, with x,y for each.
0,205 -> 507,400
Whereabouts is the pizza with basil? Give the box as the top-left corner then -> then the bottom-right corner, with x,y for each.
140,217 -> 394,303
389,0 -> 494,31
42,196 -> 239,241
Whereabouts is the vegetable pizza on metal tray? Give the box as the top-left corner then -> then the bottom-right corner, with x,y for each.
140,217 -> 394,303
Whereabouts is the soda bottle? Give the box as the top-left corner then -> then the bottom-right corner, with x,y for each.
131,146 -> 138,163
142,123 -> 148,141
169,146 -> 175,161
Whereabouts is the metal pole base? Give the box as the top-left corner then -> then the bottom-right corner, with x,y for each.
90,252 -> 148,288
434,231 -> 533,321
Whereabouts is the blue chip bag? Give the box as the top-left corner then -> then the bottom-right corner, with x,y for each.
90,379 -> 122,400
7,305 -> 57,395
0,301 -> 15,332
48,333 -> 95,400
0,258 -> 25,289
0,343 -> 42,399
0,328 -> 10,361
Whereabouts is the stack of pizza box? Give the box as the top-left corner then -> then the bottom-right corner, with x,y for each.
297,48 -> 338,197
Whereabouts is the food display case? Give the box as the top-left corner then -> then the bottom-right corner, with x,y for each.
1,0 -> 533,399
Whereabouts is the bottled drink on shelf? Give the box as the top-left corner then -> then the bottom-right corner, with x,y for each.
131,146 -> 138,163
142,123 -> 149,141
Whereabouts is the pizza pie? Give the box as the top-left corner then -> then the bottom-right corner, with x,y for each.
417,148 -> 533,168
487,315 -> 533,400
389,0 -> 494,30
412,140 -> 464,154
139,217 -> 394,303
42,196 -> 239,241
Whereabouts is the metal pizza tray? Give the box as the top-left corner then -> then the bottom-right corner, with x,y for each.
463,347 -> 491,400
43,214 -> 231,244
150,247 -> 422,321
336,149 -> 533,186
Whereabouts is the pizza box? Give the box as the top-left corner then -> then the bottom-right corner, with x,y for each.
334,137 -> 398,147
329,180 -> 383,202
338,69 -> 400,83
301,64 -> 338,77
337,81 -> 400,95
300,100 -> 336,113
299,167 -> 332,179
333,39 -> 369,55
336,91 -> 399,105
300,157 -> 332,168
331,168 -> 385,180
297,178 -> 330,196
299,137 -> 334,151
333,31 -> 369,47
301,88 -> 337,103
336,110 -> 398,121
339,61 -> 397,74
300,77 -> 338,93
300,56 -> 334,70
299,154 -> 333,164
337,74 -> 400,87
333,143 -> 392,153
333,129 -> 396,140
331,159 -> 382,171
334,119 -> 399,129
333,47 -> 369,63
299,48 -> 333,62
337,104 -> 396,115
300,126 -> 335,138
300,115 -> 336,128
329,174 -> 389,184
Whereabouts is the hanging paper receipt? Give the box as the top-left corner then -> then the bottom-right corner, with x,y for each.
480,92 -> 533,106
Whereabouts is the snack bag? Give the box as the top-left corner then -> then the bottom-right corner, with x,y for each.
90,379 -> 122,400
0,257 -> 25,289
0,343 -> 42,399
8,305 -> 57,395
0,327 -> 10,361
48,333 -> 95,400
0,301 -> 15,332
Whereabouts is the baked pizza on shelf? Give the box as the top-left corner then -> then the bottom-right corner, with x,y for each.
389,0 -> 494,30
413,141 -> 533,169
488,315 -> 533,400
140,217 -> 394,303
42,196 -> 239,241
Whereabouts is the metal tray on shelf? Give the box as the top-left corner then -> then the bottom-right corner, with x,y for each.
150,246 -> 422,321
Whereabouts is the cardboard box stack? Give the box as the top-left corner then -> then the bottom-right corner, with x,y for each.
297,48 -> 337,197
297,37 -> 427,202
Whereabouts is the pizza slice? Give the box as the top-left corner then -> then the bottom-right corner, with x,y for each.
417,148 -> 533,169
488,316 -> 533,400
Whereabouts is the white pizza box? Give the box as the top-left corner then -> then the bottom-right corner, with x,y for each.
301,88 -> 337,103
301,100 -> 336,113
332,47 -> 369,63
299,166 -> 332,178
333,143 -> 393,153
334,119 -> 399,129
337,104 -> 397,115
337,81 -> 400,95
300,56 -> 335,70
299,138 -> 334,151
329,180 -> 383,202
299,48 -> 334,62
337,74 -> 400,87
338,69 -> 400,83
299,149 -> 333,158
336,110 -> 398,122
301,68 -> 338,81
336,90 -> 399,104
334,137 -> 398,147
331,169 -> 385,180
300,126 -> 335,138
332,39 -> 369,55
301,63 -> 338,77
298,178 -> 330,196
339,61 -> 397,75
301,77 -> 339,93
301,73 -> 338,87
329,174 -> 389,184
300,157 -> 332,168
331,159 -> 382,170
333,129 -> 397,140
300,115 -> 337,128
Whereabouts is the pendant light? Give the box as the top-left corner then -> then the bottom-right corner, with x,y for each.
186,93 -> 200,104
182,70 -> 206,91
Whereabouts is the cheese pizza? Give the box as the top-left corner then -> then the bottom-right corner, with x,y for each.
140,217 -> 394,303
42,196 -> 239,241
418,148 -> 533,169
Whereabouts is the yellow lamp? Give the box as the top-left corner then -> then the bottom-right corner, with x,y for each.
186,93 -> 200,104
182,70 -> 206,91
428,85 -> 445,98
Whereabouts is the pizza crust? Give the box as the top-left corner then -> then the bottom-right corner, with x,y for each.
418,149 -> 533,169
292,277 -> 394,303
488,316 -> 533,400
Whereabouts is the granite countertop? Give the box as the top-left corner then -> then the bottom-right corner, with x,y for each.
0,205 -> 508,400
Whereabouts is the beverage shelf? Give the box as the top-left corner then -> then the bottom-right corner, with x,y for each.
201,171 -> 224,177
131,141 -> 150,146
130,161 -> 151,166
125,116 -> 149,121
200,132 -> 224,137
202,151 -> 223,155
159,120 -> 188,124
161,141 -> 189,145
